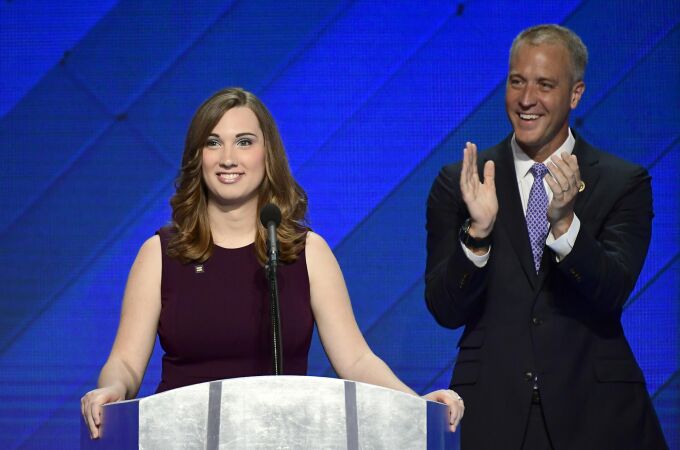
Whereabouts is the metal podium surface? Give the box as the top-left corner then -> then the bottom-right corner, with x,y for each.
81,375 -> 456,449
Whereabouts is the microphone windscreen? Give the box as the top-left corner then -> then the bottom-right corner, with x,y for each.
259,203 -> 282,227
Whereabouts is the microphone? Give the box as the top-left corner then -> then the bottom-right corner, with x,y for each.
259,203 -> 283,375
259,203 -> 281,267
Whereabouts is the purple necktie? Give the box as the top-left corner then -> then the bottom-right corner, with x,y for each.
526,163 -> 549,273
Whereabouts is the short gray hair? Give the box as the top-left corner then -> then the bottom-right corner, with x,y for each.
509,24 -> 588,84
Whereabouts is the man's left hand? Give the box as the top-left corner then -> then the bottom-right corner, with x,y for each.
545,153 -> 581,239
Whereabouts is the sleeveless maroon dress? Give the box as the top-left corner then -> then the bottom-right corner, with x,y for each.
155,227 -> 314,393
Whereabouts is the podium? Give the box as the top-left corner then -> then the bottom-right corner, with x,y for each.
81,375 -> 456,449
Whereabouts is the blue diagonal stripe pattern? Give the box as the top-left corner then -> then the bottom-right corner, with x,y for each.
0,1 -> 678,448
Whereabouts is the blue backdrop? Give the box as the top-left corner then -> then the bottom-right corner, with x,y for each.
1,1 -> 678,449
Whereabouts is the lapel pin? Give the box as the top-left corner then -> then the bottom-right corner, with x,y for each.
194,264 -> 205,273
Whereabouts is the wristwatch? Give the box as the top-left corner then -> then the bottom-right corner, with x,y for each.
459,218 -> 492,249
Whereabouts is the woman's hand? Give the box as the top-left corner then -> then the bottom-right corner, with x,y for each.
423,389 -> 465,432
80,384 -> 126,439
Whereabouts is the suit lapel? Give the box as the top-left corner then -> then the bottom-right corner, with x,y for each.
572,136 -> 601,219
488,138 -> 539,289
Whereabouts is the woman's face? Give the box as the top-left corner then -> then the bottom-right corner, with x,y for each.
201,107 -> 266,208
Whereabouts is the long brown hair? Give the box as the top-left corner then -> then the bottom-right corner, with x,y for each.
167,87 -> 310,265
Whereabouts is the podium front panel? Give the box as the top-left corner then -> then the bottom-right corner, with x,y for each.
216,376 -> 347,448
139,382 -> 210,449
355,381 -> 426,449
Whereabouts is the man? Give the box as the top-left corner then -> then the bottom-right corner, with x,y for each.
425,24 -> 668,449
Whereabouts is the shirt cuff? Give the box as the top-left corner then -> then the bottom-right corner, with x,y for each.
546,214 -> 581,261
461,241 -> 490,268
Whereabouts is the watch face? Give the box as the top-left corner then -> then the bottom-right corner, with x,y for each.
459,220 -> 469,242
460,218 -> 490,249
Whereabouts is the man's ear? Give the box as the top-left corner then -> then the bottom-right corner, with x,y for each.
570,81 -> 585,109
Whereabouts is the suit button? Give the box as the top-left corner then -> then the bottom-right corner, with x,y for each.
569,268 -> 582,281
531,317 -> 541,326
524,371 -> 534,381
458,273 -> 469,288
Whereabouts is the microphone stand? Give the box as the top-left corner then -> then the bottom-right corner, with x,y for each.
265,242 -> 283,375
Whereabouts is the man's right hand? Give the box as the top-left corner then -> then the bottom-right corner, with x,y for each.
459,142 -> 498,239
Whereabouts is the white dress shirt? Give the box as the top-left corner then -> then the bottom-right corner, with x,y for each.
462,129 -> 581,268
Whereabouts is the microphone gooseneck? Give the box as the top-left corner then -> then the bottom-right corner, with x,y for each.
259,203 -> 283,376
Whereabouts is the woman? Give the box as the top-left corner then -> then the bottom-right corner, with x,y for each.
81,88 -> 464,439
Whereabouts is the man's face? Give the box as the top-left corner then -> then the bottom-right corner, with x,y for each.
505,42 -> 584,159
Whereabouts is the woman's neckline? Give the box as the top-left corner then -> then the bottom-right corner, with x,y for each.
213,241 -> 255,251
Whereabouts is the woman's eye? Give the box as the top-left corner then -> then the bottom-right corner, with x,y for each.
206,139 -> 221,148
236,138 -> 252,147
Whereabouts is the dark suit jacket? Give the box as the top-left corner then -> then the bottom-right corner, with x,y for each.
425,133 -> 667,450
